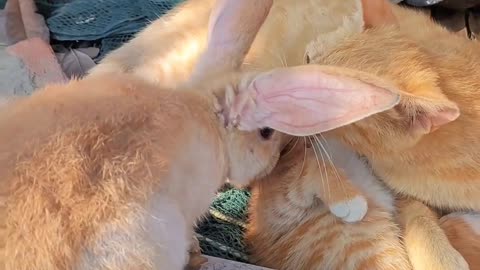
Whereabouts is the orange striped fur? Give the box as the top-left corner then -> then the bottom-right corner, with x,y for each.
246,138 -> 412,270
439,213 -> 480,270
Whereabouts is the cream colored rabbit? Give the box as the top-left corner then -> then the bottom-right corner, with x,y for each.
89,0 -> 364,88
91,0 -> 379,223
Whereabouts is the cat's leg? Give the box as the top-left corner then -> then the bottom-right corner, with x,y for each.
396,197 -> 470,270
306,149 -> 368,223
439,212 -> 480,270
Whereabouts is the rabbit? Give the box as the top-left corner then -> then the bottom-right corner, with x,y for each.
90,0 -> 378,224
0,0 -> 401,269
89,0 -> 364,89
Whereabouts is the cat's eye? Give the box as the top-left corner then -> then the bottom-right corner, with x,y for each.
259,127 -> 274,140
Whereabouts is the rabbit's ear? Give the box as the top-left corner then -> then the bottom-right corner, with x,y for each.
229,65 -> 401,136
190,0 -> 273,80
361,0 -> 397,28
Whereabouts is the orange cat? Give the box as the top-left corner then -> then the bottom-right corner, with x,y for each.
246,137 -> 412,270
300,0 -> 480,269
440,213 -> 480,270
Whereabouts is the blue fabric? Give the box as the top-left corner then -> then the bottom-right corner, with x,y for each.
35,0 -> 183,58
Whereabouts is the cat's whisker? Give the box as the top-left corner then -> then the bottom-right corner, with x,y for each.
309,136 -> 329,201
316,134 -> 350,198
312,135 -> 331,201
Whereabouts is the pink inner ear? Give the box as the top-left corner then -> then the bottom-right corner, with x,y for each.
361,0 -> 397,28
412,107 -> 460,134
231,66 -> 400,136
192,0 -> 273,78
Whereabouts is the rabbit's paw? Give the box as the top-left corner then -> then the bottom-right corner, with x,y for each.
329,195 -> 368,223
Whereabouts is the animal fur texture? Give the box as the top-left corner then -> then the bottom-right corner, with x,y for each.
306,0 -> 480,269
91,0 -> 374,223
89,0 -> 364,88
0,0 -> 286,268
246,138 -> 412,270
91,0 -> 480,269
0,0 -> 405,269
0,73 -> 289,270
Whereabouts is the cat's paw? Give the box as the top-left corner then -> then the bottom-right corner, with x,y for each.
329,195 -> 368,223
441,251 -> 470,270
409,240 -> 470,270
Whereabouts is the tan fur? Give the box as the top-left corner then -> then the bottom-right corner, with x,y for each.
89,0 -> 480,268
246,139 -> 411,270
0,0 -> 288,268
312,1 -> 480,211
396,198 -> 469,270
304,0 -> 480,269
93,0 -> 374,223
90,0 -> 364,86
0,72 -> 285,270
439,213 -> 480,270
91,0 -> 480,213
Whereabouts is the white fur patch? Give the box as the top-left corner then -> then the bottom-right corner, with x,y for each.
146,195 -> 189,269
323,138 -> 395,213
329,195 -> 368,223
77,197 -> 189,270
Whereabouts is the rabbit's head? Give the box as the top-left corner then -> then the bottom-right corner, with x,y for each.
187,0 -> 400,185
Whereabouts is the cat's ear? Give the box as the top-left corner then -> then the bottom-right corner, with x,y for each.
361,0 -> 397,28
229,65 -> 401,136
190,0 -> 273,80
401,93 -> 460,135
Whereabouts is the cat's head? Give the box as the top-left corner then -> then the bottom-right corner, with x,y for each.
303,0 -> 464,156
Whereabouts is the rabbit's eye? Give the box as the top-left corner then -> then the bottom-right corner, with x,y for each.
259,127 -> 274,140
305,54 -> 311,64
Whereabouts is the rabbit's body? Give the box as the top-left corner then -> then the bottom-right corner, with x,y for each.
0,74 -> 280,270
0,1 -> 287,268
90,0 -> 363,87
246,138 -> 412,270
